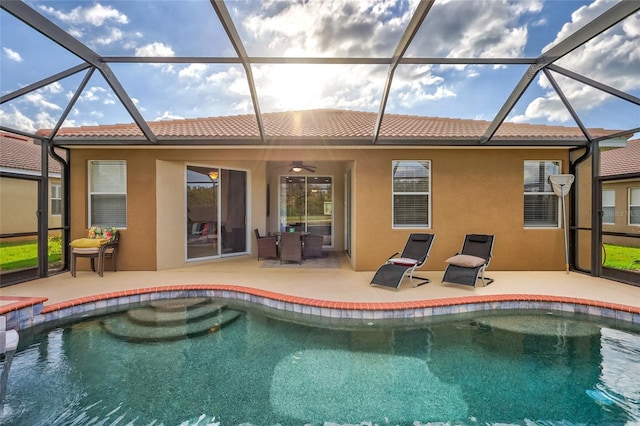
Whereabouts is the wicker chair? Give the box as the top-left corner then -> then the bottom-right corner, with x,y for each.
303,234 -> 324,259
254,229 -> 278,261
279,232 -> 302,264
70,226 -> 119,277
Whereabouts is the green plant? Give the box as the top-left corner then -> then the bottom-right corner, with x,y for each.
48,236 -> 63,257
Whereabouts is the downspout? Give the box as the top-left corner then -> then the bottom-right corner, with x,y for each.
37,138 -> 49,278
568,139 -> 600,275
47,139 -> 71,272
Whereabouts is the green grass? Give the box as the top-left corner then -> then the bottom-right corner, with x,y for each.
602,244 -> 640,271
0,238 -> 62,271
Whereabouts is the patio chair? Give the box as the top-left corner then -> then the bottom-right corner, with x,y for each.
370,233 -> 435,289
442,234 -> 494,287
303,234 -> 324,259
280,231 -> 302,264
254,229 -> 278,261
70,226 -> 119,277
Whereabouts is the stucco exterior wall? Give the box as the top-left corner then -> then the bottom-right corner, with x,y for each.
0,176 -> 62,239
353,148 -> 569,272
69,147 -> 571,272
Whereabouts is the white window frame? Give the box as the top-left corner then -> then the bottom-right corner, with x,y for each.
88,160 -> 127,228
628,187 -> 640,226
524,160 -> 561,228
602,189 -> 615,225
391,160 -> 431,229
50,182 -> 62,216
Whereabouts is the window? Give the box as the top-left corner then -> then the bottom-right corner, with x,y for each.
89,160 -> 126,228
602,189 -> 615,225
629,188 -> 640,226
392,160 -> 430,228
524,160 -> 560,227
51,183 -> 62,216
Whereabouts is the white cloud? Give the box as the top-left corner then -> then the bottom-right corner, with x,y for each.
408,0 -> 542,58
44,82 -> 63,95
0,107 -> 36,133
155,111 -> 184,121
179,64 -> 208,80
518,0 -> 640,124
38,3 -> 128,26
24,92 -> 62,111
510,93 -> 570,123
241,0 -> 417,57
135,42 -> 175,57
34,111 -> 59,130
236,0 -> 543,114
135,43 -> 176,73
37,3 -> 133,49
79,86 -> 108,102
95,28 -> 124,46
3,47 -> 22,62
0,107 -> 59,134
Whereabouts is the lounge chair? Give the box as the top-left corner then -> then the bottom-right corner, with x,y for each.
254,229 -> 278,261
280,231 -> 302,264
442,234 -> 494,287
370,233 -> 435,289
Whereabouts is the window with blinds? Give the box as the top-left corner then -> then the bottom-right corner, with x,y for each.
629,188 -> 640,226
602,189 -> 615,225
51,183 -> 62,216
392,160 -> 430,228
89,160 -> 127,228
524,160 -> 560,228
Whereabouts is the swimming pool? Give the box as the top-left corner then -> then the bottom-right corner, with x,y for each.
2,298 -> 640,425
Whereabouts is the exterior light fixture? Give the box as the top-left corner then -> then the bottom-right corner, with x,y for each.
208,170 -> 219,180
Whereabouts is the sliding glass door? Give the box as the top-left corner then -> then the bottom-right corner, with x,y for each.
186,166 -> 246,260
279,175 -> 332,246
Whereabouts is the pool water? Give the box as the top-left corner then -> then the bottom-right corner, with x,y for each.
2,302 -> 640,425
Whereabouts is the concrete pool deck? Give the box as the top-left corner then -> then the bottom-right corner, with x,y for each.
2,251 -> 640,329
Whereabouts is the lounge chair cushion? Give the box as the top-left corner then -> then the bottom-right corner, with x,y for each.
445,254 -> 486,268
70,238 -> 108,248
388,258 -> 418,267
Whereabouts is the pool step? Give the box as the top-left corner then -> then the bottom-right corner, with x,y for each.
101,298 -> 242,342
127,298 -> 227,326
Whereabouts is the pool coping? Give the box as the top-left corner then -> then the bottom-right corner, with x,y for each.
2,284 -> 640,330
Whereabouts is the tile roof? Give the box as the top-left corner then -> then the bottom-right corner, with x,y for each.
0,132 -> 63,174
601,138 -> 640,176
38,109 -> 623,143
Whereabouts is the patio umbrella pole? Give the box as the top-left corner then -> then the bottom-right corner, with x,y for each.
549,175 -> 575,274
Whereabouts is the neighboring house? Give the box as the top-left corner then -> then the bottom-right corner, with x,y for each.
37,109 -> 629,272
601,138 -> 640,248
0,132 -> 63,240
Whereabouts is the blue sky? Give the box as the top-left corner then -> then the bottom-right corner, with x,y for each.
1,0 -> 638,137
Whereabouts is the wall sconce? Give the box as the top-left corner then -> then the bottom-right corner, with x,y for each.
208,170 -> 219,180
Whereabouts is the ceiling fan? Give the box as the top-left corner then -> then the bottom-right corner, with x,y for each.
288,161 -> 316,173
